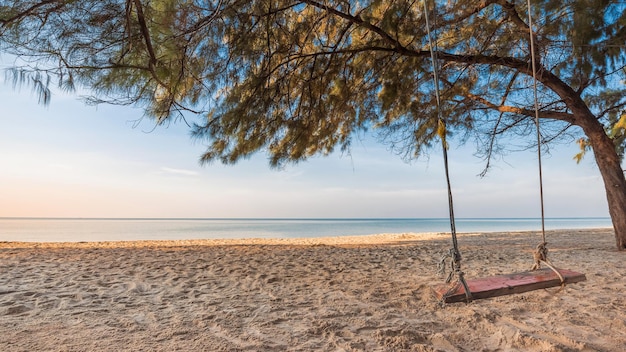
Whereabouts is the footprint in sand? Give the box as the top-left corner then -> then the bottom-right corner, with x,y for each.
4,304 -> 33,316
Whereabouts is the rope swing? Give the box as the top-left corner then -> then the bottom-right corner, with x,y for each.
428,0 -> 586,303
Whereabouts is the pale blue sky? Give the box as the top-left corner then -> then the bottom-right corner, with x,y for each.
0,67 -> 610,219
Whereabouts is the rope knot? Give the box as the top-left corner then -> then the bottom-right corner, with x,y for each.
438,248 -> 463,283
531,242 -> 548,270
438,247 -> 473,303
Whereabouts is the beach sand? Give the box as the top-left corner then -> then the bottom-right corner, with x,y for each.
1,229 -> 624,351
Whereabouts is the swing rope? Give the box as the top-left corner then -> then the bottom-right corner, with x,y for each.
526,0 -> 558,278
429,1 -> 568,302
423,0 -> 472,302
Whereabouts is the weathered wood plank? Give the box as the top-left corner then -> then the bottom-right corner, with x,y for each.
432,268 -> 586,303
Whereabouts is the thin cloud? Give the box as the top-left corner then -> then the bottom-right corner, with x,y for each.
160,167 -> 199,176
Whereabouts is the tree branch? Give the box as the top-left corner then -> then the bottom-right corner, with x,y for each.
131,0 -> 157,69
479,72 -> 519,177
0,0 -> 64,27
465,93 -> 575,123
301,0 -> 406,50
598,101 -> 626,121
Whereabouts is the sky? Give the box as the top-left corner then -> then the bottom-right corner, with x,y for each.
0,68 -> 612,219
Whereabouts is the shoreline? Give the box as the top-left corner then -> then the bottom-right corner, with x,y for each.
1,217 -> 613,243
2,228 -> 624,351
0,227 -> 613,248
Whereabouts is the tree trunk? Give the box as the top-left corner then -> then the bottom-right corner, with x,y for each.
578,115 -> 626,251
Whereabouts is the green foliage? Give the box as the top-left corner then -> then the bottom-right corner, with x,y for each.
1,0 -> 625,166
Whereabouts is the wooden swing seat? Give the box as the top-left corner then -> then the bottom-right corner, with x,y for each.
432,268 -> 586,303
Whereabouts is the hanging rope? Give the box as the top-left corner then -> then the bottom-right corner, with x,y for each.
423,0 -> 472,303
526,0 -> 550,270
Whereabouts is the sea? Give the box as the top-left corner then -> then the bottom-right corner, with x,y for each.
0,217 -> 613,243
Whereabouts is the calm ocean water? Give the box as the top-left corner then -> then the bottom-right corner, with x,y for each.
0,218 -> 612,242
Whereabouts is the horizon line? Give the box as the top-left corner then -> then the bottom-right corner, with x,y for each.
0,216 -> 611,221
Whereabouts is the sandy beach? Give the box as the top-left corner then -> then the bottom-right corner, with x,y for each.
1,228 -> 624,351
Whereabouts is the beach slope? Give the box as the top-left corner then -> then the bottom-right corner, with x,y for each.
1,229 -> 624,351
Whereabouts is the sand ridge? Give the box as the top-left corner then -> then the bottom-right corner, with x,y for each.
1,229 -> 624,351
